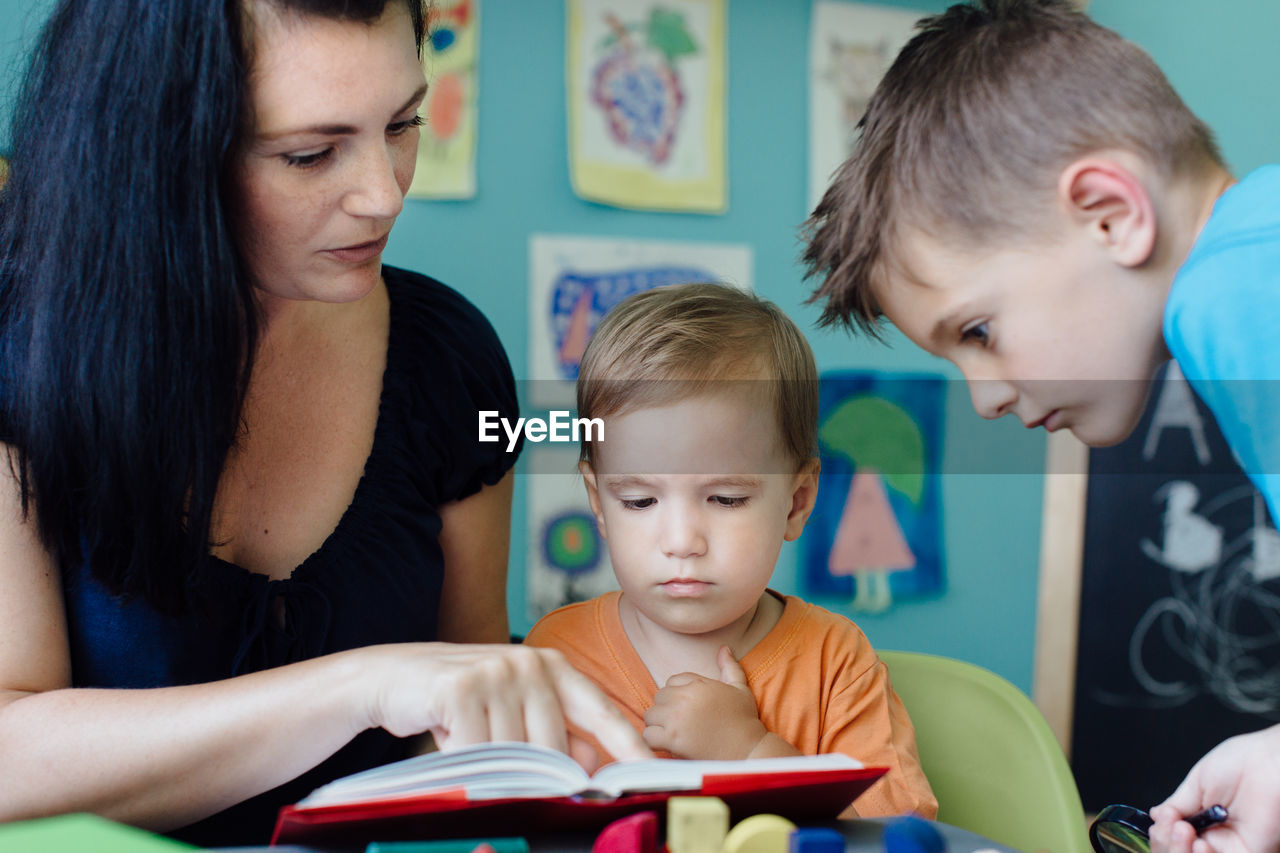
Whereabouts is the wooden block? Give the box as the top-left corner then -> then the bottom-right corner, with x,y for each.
592,809 -> 659,853
366,840 -> 530,853
788,827 -> 846,852
666,796 -> 729,853
723,814 -> 797,853
882,816 -> 946,853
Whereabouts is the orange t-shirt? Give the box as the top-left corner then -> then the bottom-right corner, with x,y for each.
524,590 -> 937,819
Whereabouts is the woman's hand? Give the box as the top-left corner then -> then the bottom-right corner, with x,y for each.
360,643 -> 651,766
1149,723 -> 1280,853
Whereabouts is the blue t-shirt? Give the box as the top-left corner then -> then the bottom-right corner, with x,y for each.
35,267 -> 520,846
1164,165 -> 1280,521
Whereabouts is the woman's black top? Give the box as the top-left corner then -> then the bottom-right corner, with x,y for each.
59,267 -> 521,846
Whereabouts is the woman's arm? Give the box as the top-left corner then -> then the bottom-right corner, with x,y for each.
0,458 -> 647,832
0,458 -> 368,830
435,470 -> 514,644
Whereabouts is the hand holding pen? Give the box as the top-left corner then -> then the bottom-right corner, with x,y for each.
1147,806 -> 1229,853
1149,722 -> 1280,853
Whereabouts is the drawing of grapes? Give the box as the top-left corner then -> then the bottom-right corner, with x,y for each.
591,8 -> 699,166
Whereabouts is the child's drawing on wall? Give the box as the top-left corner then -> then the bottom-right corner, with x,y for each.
568,0 -> 726,211
804,372 -> 945,612
528,234 -> 751,404
408,0 -> 478,198
808,2 -> 923,211
525,449 -> 619,624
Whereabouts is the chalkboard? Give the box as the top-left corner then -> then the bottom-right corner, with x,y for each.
1069,362 -> 1280,811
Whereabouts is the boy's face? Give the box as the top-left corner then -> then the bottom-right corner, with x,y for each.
875,226 -> 1169,447
581,391 -> 818,639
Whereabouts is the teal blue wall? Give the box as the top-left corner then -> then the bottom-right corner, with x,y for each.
1090,0 -> 1280,176
0,1 -> 48,152
8,0 -> 1269,695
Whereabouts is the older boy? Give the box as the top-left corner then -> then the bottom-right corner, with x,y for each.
802,0 -> 1280,850
524,284 -> 936,818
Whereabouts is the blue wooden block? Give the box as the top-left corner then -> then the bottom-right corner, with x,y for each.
789,826 -> 845,852
882,816 -> 946,853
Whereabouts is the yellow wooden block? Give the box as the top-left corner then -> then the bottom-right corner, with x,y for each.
665,795 -> 729,853
722,813 -> 798,853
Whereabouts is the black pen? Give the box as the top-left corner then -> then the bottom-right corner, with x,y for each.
1185,805 -> 1229,833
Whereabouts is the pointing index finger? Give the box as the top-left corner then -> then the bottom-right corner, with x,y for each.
548,654 -> 652,761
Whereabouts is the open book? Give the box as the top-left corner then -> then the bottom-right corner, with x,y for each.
273,741 -> 888,846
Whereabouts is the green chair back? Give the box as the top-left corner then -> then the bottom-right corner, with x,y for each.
879,650 -> 1089,853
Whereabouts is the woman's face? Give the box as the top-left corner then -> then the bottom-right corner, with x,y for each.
232,2 -> 426,306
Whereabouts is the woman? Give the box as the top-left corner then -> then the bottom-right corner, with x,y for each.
0,0 -> 646,845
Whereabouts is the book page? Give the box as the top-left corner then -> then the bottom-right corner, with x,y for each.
589,752 -> 863,798
297,744 -> 867,808
298,742 -> 592,807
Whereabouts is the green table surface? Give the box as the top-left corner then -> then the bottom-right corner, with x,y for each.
0,813 -> 195,852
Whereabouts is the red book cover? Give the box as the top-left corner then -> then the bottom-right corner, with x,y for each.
271,744 -> 887,846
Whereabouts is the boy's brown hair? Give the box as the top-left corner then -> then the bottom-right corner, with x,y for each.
576,283 -> 818,470
802,0 -> 1224,335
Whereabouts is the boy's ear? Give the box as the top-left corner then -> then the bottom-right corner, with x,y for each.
784,458 -> 822,542
1058,156 -> 1157,268
578,460 -> 609,540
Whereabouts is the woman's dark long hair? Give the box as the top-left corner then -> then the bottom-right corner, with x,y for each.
0,0 -> 425,613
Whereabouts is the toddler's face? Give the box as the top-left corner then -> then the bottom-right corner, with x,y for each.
875,226 -> 1168,447
581,389 -> 817,639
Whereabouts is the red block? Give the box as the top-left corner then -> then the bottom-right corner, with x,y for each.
592,810 -> 660,853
